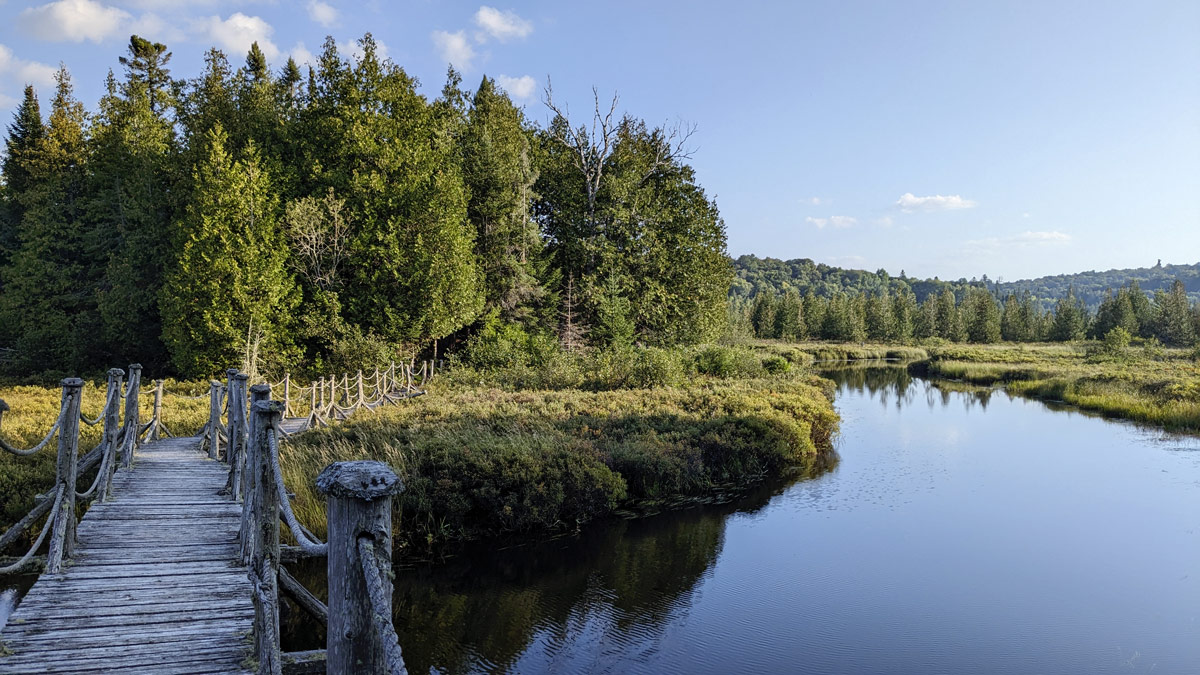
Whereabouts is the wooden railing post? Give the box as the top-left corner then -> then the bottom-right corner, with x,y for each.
46,378 -> 83,573
317,461 -> 404,674
208,380 -> 223,460
148,379 -> 164,441
122,364 -> 142,467
282,373 -> 291,418
248,396 -> 285,675
100,368 -> 124,501
227,371 -> 249,498
241,384 -> 272,564
356,370 -> 365,408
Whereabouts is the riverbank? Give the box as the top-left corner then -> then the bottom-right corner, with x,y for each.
913,342 -> 1200,432
280,371 -> 839,551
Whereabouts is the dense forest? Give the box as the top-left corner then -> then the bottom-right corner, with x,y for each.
0,34 -> 730,378
733,254 -> 1200,310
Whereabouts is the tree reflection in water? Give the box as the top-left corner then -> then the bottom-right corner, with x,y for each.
282,457 -> 833,674
819,362 -> 1000,413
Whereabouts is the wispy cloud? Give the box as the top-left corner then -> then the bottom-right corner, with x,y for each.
874,216 -> 894,227
307,0 -> 338,28
896,192 -> 977,212
19,0 -> 130,43
964,230 -> 1071,251
0,44 -> 58,88
474,6 -> 532,42
806,215 -> 856,229
432,29 -> 474,69
496,74 -> 536,100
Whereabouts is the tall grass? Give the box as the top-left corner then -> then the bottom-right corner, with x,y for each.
280,375 -> 839,551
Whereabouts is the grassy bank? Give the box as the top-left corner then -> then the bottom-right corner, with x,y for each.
916,342 -> 1200,432
280,373 -> 838,551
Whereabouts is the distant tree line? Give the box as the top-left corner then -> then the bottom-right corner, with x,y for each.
0,34 -> 730,377
733,280 -> 1200,347
733,255 -> 1200,311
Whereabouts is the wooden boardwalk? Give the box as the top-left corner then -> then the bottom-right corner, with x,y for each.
0,436 -> 255,674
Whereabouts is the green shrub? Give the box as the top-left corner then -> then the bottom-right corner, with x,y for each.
629,347 -> 684,388
762,355 -> 791,374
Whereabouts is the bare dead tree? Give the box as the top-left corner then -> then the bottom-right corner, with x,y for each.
559,274 -> 588,353
543,79 -> 620,220
285,189 -> 351,291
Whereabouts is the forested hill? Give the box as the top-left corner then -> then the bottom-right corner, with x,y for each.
731,255 -> 1200,308
992,262 -> 1200,308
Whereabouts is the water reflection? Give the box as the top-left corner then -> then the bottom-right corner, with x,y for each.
283,469 -> 829,674
820,362 -> 998,412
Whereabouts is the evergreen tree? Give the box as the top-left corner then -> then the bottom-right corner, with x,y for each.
1,68 -> 98,370
1,86 -> 45,269
935,288 -> 963,341
802,290 -> 825,339
161,126 -> 296,376
891,288 -> 917,343
774,288 -> 804,340
1050,287 -> 1088,341
1127,279 -> 1154,338
461,76 -> 545,325
91,36 -> 178,367
1154,280 -> 1196,346
962,287 -> 1001,343
591,273 -> 634,349
864,290 -> 896,341
750,292 -> 777,338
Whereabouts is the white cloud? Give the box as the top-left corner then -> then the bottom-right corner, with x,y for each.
307,0 -> 337,28
431,30 -> 474,70
874,216 -> 894,227
128,12 -> 186,43
19,0 -> 130,43
195,13 -> 279,61
496,74 -> 535,100
805,216 -> 828,228
805,197 -> 826,206
896,192 -> 978,212
965,230 -> 1072,251
0,44 -> 58,90
474,6 -> 532,42
1022,212 -> 1031,219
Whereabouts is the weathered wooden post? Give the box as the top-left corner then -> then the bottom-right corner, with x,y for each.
148,379 -> 165,441
282,373 -> 291,418
0,398 -> 7,431
248,396 -> 285,675
208,380 -> 223,460
100,368 -> 124,501
356,370 -> 365,409
317,461 -> 404,674
47,378 -> 83,574
122,364 -> 142,467
228,372 -> 250,499
241,384 -> 272,564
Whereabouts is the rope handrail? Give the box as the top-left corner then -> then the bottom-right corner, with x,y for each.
0,396 -> 69,457
0,485 -> 64,575
79,383 -> 121,427
74,441 -> 112,501
266,427 -> 328,557
356,535 -> 408,675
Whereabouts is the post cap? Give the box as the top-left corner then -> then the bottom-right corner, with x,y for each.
234,373 -> 250,381
226,368 -> 240,377
61,377 -> 84,388
211,380 -> 222,387
128,363 -> 142,371
316,461 -> 403,501
107,368 -> 124,378
250,383 -> 272,396
251,400 -> 287,415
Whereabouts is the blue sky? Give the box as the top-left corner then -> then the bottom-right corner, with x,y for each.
0,0 -> 1197,282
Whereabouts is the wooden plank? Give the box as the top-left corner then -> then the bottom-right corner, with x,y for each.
0,435 -> 259,675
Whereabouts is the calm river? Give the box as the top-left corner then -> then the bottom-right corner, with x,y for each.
286,365 -> 1200,674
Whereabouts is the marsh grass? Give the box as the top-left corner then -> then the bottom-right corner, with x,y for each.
0,378 -> 210,539
280,375 -> 838,551
919,342 -> 1200,432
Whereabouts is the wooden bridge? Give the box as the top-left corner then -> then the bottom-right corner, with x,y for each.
0,362 -> 432,674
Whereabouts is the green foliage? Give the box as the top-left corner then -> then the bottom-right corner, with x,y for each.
591,274 -> 635,349
1100,326 -> 1132,357
762,355 -> 791,374
160,126 -> 297,377
628,347 -> 685,388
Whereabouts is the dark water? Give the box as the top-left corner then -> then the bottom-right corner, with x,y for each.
283,366 -> 1200,674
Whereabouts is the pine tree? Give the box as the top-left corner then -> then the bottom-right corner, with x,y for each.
864,290 -> 896,341
935,288 -> 963,341
161,126 -> 297,376
1154,280 -> 1196,346
1050,287 -> 1087,341
1,86 -> 45,331
962,287 -> 1001,343
774,288 -> 804,340
92,36 -> 178,368
802,291 -> 825,339
891,287 -> 917,342
751,292 -> 777,338
1,68 -> 98,370
461,76 -> 545,325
